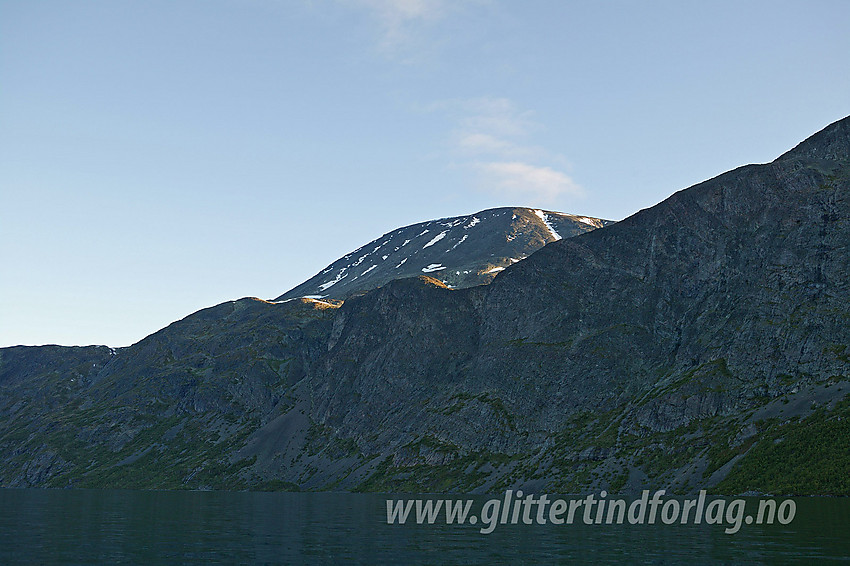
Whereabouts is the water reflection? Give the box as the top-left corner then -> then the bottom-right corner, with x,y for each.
0,490 -> 847,564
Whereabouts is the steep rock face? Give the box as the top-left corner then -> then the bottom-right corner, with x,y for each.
310,120 -> 850,444
0,345 -> 116,486
0,298 -> 337,489
87,297 -> 329,415
479,151 -> 849,425
307,277 -> 490,453
276,207 -> 611,301
301,116 -> 850,486
0,345 -> 114,390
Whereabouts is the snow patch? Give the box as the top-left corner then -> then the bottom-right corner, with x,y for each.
395,258 -> 408,268
464,217 -> 480,229
486,266 -> 505,273
318,270 -> 348,291
362,265 -> 377,275
534,209 -> 562,241
422,264 -> 446,273
449,234 -> 468,251
423,231 -> 448,249
578,217 -> 599,227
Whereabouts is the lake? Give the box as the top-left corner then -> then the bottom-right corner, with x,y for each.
0,490 -> 848,564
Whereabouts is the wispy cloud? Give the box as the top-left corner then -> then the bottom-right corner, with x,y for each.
474,161 -> 583,203
457,97 -> 534,138
351,0 -> 449,55
457,133 -> 515,154
436,97 -> 583,206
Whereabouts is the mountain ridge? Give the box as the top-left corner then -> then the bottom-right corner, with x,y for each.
1,115 -> 848,495
777,115 -> 850,162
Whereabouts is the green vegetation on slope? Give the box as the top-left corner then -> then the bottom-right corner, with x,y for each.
716,395 -> 850,496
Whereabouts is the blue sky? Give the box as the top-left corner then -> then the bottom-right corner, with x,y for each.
2,0 -> 849,347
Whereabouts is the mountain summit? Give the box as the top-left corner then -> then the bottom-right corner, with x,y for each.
276,207 -> 611,301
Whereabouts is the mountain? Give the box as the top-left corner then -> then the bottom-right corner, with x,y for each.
1,116 -> 849,495
275,207 -> 611,301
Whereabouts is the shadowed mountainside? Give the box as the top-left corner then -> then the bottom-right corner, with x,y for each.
1,116 -> 848,495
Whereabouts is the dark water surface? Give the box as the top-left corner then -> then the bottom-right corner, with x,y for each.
0,490 -> 847,564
